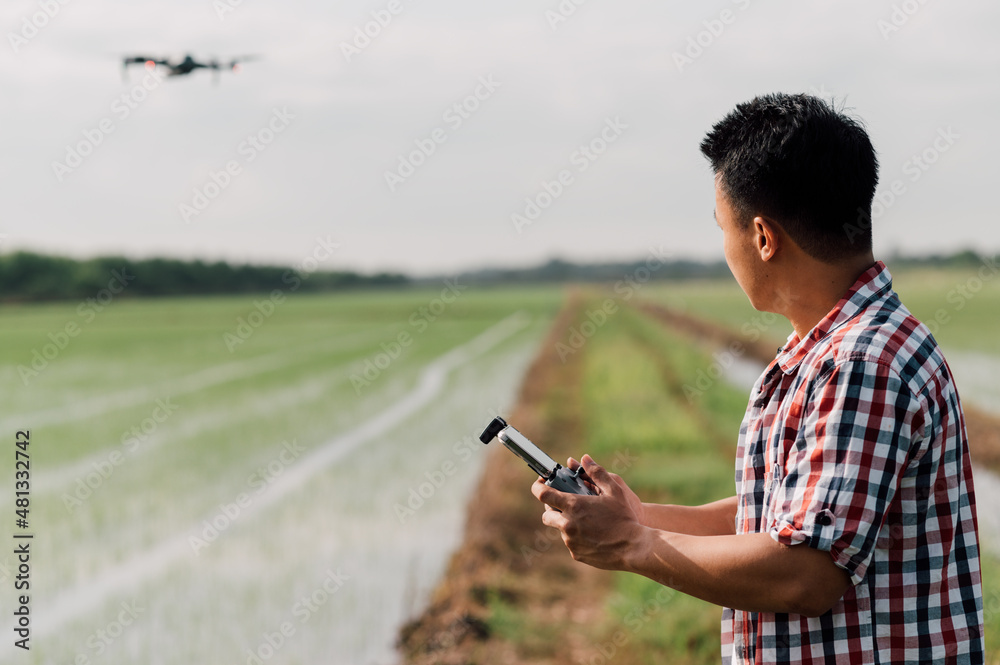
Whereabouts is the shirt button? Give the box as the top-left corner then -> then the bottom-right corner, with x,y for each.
816,513 -> 832,526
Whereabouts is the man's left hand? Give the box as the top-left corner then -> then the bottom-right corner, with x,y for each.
531,454 -> 645,571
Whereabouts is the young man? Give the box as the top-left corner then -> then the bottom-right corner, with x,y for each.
532,93 -> 985,664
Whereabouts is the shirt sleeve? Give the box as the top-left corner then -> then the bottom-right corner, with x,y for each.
767,358 -> 926,586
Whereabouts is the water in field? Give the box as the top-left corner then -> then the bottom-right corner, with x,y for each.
944,351 -> 1000,556
0,292 -> 557,665
944,351 -> 1000,416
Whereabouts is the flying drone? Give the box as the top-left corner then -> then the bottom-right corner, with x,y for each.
121,54 -> 256,82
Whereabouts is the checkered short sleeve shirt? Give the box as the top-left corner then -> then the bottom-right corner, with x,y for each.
723,262 -> 985,664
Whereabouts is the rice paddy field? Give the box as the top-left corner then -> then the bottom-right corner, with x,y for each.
3,260 -> 998,664
0,286 -> 562,664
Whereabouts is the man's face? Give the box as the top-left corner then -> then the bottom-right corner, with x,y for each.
714,178 -> 764,309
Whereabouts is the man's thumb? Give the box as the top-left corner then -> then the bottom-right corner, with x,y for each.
581,455 -> 614,492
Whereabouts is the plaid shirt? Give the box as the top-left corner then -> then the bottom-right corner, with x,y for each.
723,262 -> 985,664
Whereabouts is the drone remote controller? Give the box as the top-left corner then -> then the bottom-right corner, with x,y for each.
479,417 -> 596,496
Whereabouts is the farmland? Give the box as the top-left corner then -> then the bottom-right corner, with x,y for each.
2,262 -> 997,664
0,285 -> 562,664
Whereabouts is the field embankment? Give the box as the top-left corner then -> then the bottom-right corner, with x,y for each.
398,294 -> 616,664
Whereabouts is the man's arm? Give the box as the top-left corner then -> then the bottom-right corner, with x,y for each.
624,528 -> 850,616
641,496 -> 737,537
565,456 -> 737,537
534,456 -> 850,617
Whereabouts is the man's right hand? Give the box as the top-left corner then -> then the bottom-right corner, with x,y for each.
567,456 -> 647,526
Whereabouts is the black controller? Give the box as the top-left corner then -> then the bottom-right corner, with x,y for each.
479,416 -> 596,496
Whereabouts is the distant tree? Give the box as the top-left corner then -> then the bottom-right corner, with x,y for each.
0,251 -> 410,302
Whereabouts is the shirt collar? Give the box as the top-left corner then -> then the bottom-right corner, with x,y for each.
775,261 -> 892,375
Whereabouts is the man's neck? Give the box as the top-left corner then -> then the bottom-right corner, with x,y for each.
778,255 -> 877,341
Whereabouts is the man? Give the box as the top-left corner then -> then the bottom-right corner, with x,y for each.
532,93 -> 985,664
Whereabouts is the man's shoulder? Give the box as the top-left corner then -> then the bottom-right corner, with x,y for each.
811,291 -> 947,394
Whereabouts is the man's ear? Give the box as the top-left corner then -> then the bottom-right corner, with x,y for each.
753,217 -> 780,262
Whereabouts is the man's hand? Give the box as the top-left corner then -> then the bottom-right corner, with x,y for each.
531,454 -> 646,570
531,456 -> 851,616
566,456 -> 646,525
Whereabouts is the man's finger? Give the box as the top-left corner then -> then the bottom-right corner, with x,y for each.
566,457 -> 598,492
581,454 -> 620,497
541,507 -> 568,530
531,477 -> 571,511
565,457 -> 598,493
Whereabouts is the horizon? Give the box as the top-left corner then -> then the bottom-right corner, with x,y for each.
0,244 -> 989,284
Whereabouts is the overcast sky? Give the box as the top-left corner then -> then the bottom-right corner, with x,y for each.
1,0 -> 997,276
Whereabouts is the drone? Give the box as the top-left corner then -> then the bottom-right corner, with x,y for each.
121,54 -> 256,83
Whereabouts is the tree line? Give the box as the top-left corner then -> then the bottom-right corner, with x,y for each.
0,252 -> 408,302
0,249 -> 989,302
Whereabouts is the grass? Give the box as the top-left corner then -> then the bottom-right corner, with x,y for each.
567,302 -> 743,664
891,266 -> 1000,354
641,263 -> 1000,355
0,284 -> 565,664
487,588 -> 559,659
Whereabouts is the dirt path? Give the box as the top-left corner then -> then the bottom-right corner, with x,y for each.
398,295 -> 614,665
635,301 -> 1000,475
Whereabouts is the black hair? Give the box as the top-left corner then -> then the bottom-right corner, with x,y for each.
700,93 -> 878,262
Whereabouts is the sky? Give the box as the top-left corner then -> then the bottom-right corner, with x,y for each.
1,0 -> 997,276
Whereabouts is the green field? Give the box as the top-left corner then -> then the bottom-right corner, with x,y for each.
643,262 -> 1000,418
1,285 -> 563,664
579,305 -> 744,663
4,267 -> 997,664
641,263 -> 1000,354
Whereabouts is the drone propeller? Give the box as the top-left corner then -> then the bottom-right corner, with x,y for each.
227,55 -> 259,72
122,56 -> 165,67
121,55 -> 163,82
208,55 -> 258,83
207,56 -> 221,85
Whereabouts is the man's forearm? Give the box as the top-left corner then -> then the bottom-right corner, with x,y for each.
641,495 -> 737,536
533,459 -> 850,617
623,528 -> 850,617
